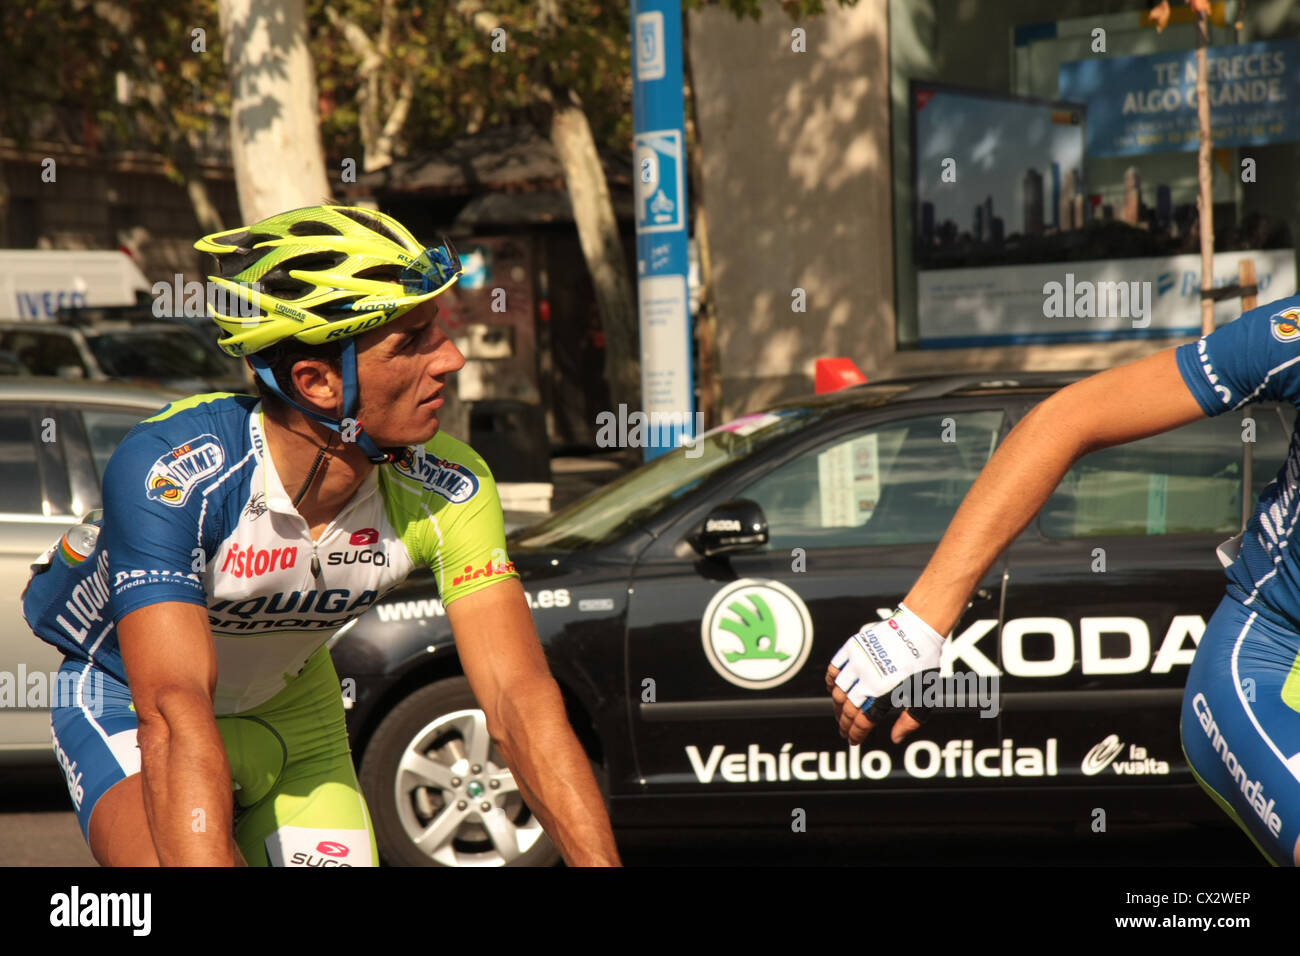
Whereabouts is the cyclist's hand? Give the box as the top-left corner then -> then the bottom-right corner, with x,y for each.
825,605 -> 945,746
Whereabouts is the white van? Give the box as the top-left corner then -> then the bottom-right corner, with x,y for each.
0,250 -> 151,320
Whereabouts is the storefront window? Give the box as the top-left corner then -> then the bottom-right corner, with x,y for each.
890,0 -> 1296,350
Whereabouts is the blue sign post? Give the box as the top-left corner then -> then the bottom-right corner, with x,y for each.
630,0 -> 695,460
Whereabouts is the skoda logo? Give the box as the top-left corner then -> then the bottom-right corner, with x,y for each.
700,578 -> 813,690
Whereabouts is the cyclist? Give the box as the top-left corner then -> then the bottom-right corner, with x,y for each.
827,303 -> 1300,866
24,203 -> 621,867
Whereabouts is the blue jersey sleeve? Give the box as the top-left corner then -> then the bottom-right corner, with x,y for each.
1175,295 -> 1300,416
101,428 -> 218,619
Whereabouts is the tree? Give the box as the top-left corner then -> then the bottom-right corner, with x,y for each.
217,0 -> 330,222
1152,0 -> 1221,336
0,2 -> 233,240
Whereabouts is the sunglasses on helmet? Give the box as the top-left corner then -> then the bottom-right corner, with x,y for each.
399,236 -> 463,296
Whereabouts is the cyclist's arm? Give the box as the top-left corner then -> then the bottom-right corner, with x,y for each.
118,601 -> 240,866
446,578 -> 621,866
901,347 -> 1208,637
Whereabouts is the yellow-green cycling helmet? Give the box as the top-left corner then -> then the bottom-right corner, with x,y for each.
194,203 -> 462,358
194,204 -> 462,464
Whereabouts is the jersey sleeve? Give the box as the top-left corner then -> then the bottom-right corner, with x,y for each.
100,428 -> 214,620
1174,295 -> 1300,416
382,436 -> 519,607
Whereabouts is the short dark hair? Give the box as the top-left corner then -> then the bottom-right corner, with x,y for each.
252,338 -> 344,411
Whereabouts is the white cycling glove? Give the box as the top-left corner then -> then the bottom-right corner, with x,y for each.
831,604 -> 945,712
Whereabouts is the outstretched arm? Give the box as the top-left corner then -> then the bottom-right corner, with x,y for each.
829,347 -> 1209,744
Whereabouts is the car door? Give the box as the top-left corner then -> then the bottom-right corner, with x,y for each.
997,400 -> 1295,806
623,402 -> 1013,823
0,402 -> 153,761
0,403 -> 82,758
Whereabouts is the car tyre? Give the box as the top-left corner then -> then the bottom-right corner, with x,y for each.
359,676 -> 562,867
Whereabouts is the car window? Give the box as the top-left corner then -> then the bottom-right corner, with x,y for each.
0,330 -> 84,376
740,410 -> 1006,548
0,409 -> 46,514
81,409 -> 147,482
1037,410 -> 1285,538
84,329 -> 236,381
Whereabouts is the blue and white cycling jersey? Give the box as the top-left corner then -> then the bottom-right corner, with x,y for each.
1175,298 -> 1300,865
23,392 -> 518,714
1175,295 -> 1300,631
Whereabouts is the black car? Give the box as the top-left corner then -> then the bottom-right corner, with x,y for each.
329,372 -> 1293,866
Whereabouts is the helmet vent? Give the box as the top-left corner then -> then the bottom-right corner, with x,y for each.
288,220 -> 342,237
259,271 -> 313,300
353,264 -> 404,283
284,251 -> 349,273
334,207 -> 407,247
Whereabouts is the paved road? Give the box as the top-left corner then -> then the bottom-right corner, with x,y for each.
0,762 -> 1265,867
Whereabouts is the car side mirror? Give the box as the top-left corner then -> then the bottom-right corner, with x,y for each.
692,499 -> 769,558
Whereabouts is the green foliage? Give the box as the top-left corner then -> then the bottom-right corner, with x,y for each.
1,0 -> 227,164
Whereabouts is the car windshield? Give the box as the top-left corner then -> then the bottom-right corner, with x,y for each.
85,329 -> 237,381
513,409 -> 816,551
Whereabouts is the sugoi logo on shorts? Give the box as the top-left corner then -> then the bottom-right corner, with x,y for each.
701,579 -> 813,690
145,434 -> 224,507
452,557 -> 516,587
316,841 -> 349,857
1271,307 -> 1300,343
393,448 -> 479,503
349,528 -> 379,546
220,543 -> 298,578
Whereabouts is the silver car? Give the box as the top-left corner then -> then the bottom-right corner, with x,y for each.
0,378 -> 186,766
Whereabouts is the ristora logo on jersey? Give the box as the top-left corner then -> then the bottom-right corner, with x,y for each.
392,447 -> 479,504
220,543 -> 298,578
144,434 -> 225,507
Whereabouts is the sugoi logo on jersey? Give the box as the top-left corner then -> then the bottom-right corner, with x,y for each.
349,528 -> 379,546
316,841 -> 349,857
145,434 -> 224,507
393,448 -> 480,503
220,543 -> 298,578
452,557 -> 516,587
1271,307 -> 1300,343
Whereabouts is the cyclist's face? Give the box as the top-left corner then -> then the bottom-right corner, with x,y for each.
353,300 -> 465,446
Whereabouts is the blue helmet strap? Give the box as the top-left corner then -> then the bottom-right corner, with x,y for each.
248,339 -> 395,466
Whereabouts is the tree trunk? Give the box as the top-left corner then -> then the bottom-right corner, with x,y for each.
544,90 -> 641,412
217,0 -> 331,223
1196,10 -> 1215,337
